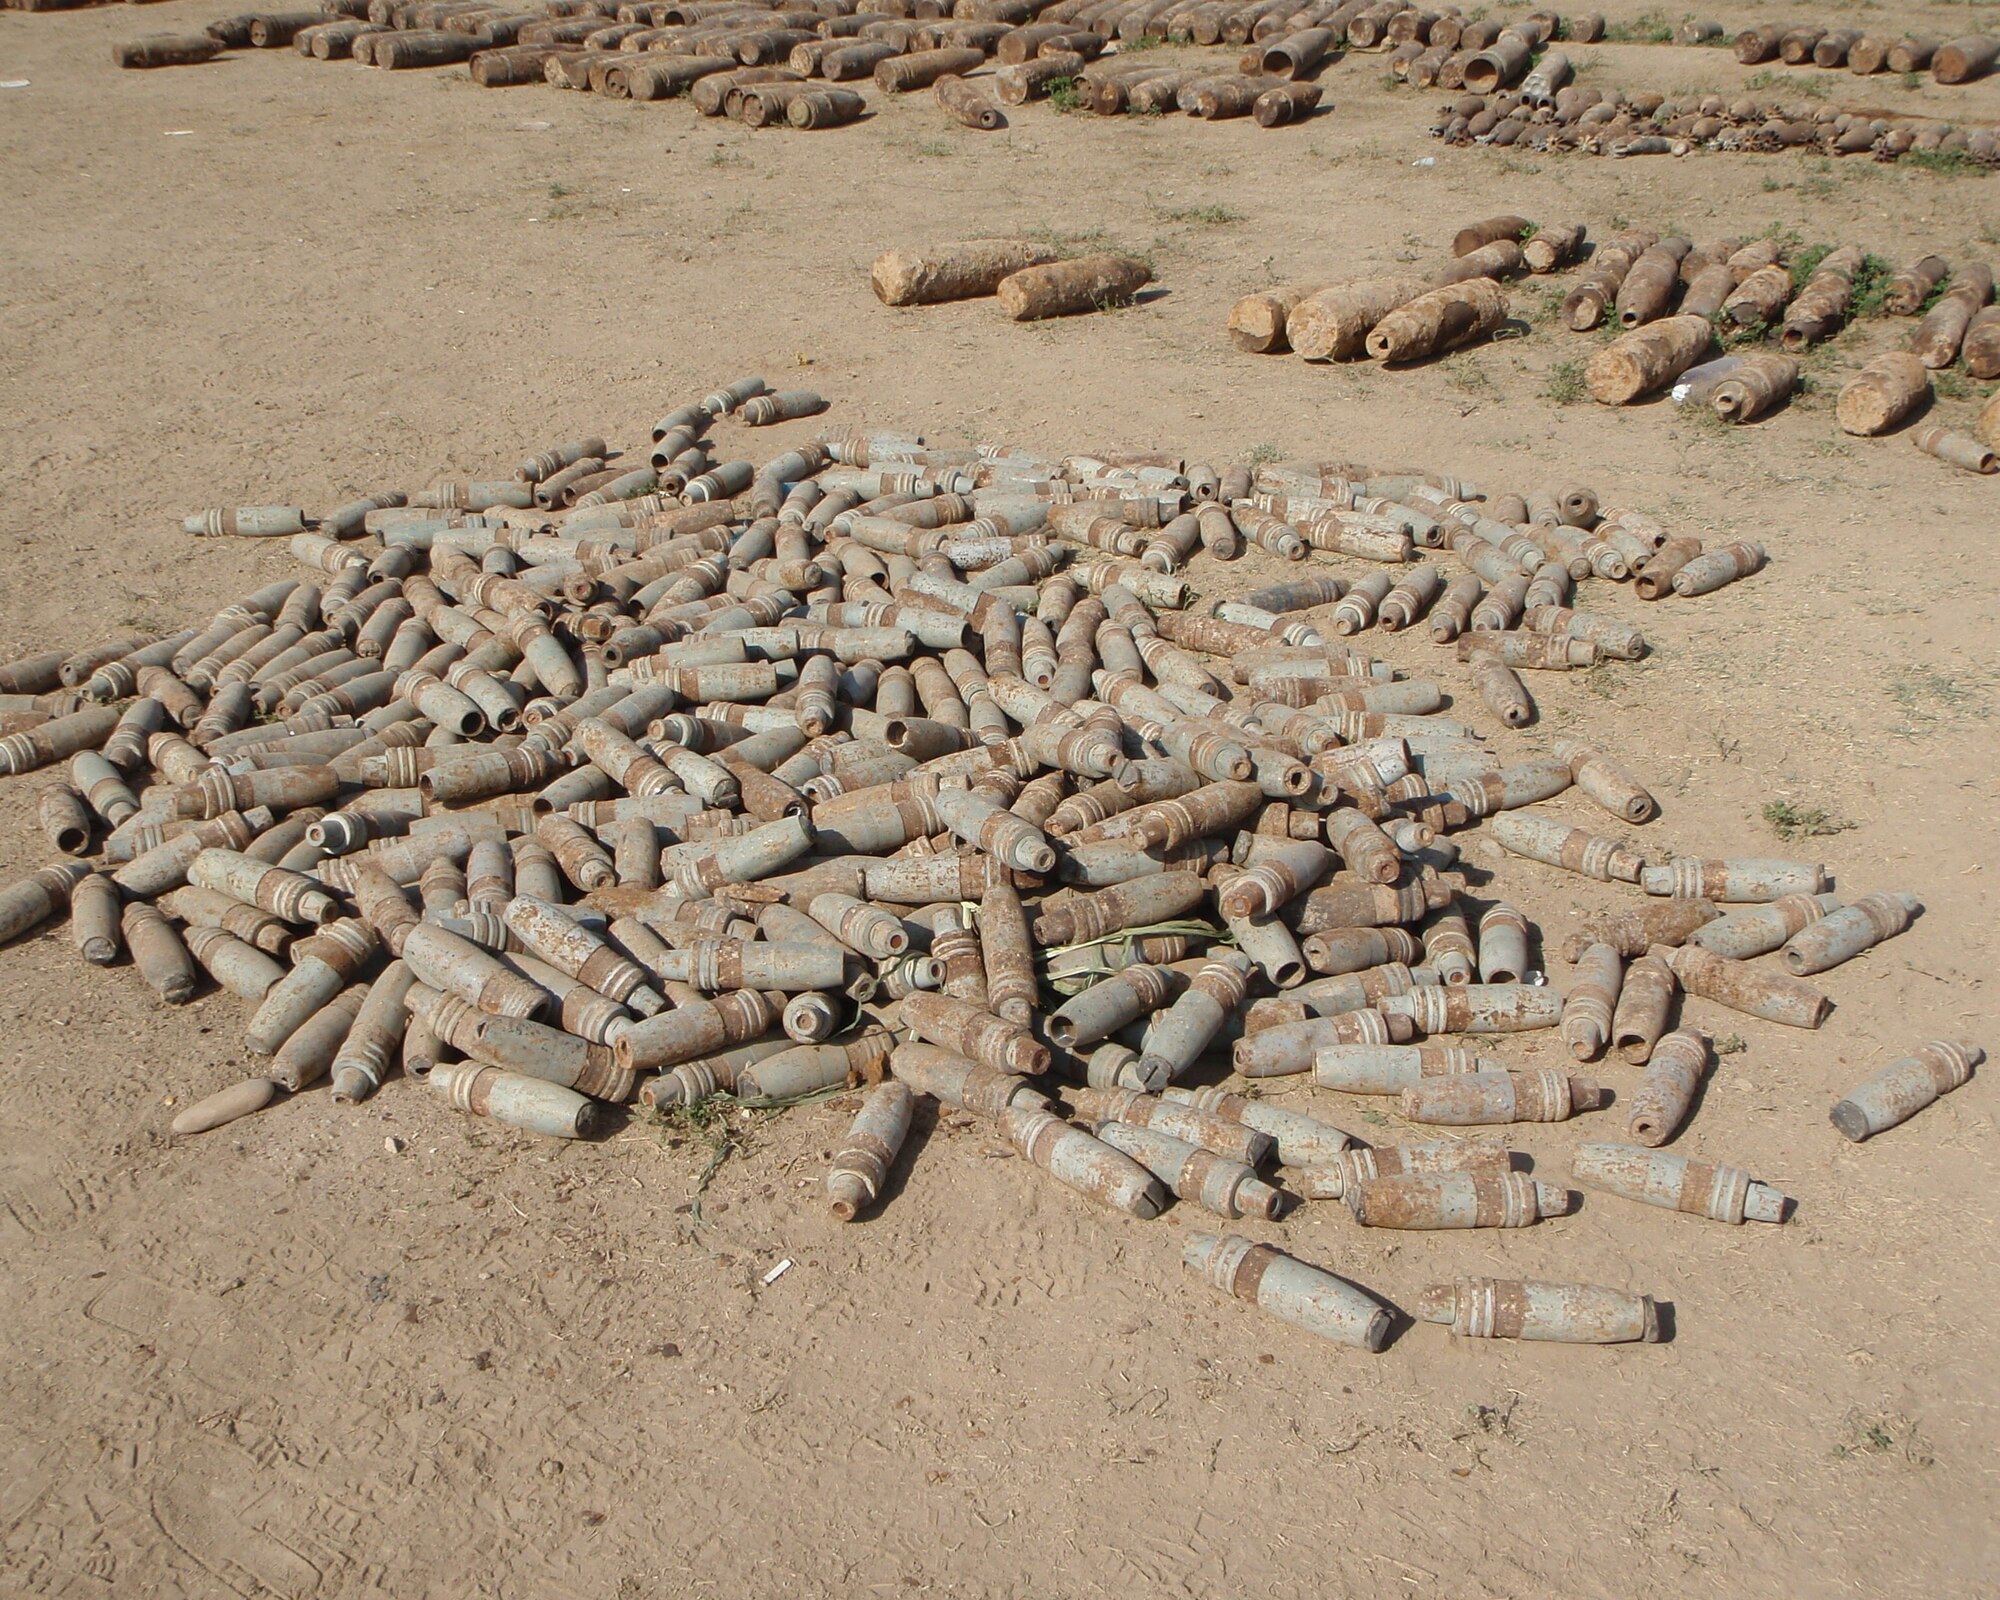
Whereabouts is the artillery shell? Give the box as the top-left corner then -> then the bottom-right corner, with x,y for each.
1830,1038 -> 1983,1142
1662,941 -> 1828,1029
1628,1028 -> 1708,1146
1551,739 -> 1656,824
1910,425 -> 1998,475
1365,278 -> 1508,363
1302,926 -> 1422,977
1382,983 -> 1563,1034
1465,653 -> 1532,728
1289,1140 -> 1509,1198
1560,899 -> 1717,964
613,989 -> 776,1073
1710,350 -> 1798,422
1476,903 -> 1529,983
1033,872 -> 1206,945
123,901 -> 198,1004
1561,942 -> 1623,1061
187,847 -> 340,925
1640,856 -> 1826,903
430,1061 -> 598,1139
1489,809 -> 1644,882
170,1077 -> 281,1136
1671,540 -> 1764,597
1161,1086 -> 1352,1167
996,256 -> 1152,321
1094,1121 -> 1283,1220
1312,1041 -> 1495,1093
184,924 -> 285,1000
739,1030 -> 894,1098
891,1040 -> 1048,1116
1836,352 -> 1929,436
1611,950 -> 1676,1063
1074,1086 -> 1272,1165
827,1081 -> 915,1221
1689,893 -> 1839,960
1573,1141 -> 1789,1224
1001,1106 -> 1166,1218
1399,1068 -> 1603,1124
1137,951 -> 1251,1090
901,991 -> 1048,1075
1781,891 -> 1919,975
1416,1278 -> 1660,1342
1347,1170 -> 1570,1228
1586,315 -> 1713,404
1181,1233 -> 1391,1352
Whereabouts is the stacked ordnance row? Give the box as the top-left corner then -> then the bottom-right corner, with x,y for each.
0,377 -> 1980,1354
1426,82 -> 2000,164
1728,23 -> 1998,87
872,238 -> 1155,319
1228,214 -> 2000,470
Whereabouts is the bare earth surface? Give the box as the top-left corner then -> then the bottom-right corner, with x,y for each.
1,3 -> 1996,1594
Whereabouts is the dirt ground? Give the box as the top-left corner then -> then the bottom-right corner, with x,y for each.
1,3 -> 1997,1594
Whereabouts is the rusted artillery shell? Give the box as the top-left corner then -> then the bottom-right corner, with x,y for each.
1475,903 -> 1529,984
1662,941 -> 1828,1029
1523,222 -> 1586,274
1182,1233 -> 1391,1352
430,1061 -> 598,1140
1934,35 -> 2000,83
1239,1007 -> 1419,1078
1489,810 -> 1643,882
1562,900 -> 1719,964
1551,738 -> 1655,824
1689,892 -> 1839,960
0,703 -> 123,777
329,960 -> 417,1104
1047,964 -> 1180,1051
1561,942 -> 1623,1061
1417,1279 -> 1660,1342
116,34 -> 226,68
268,983 -> 367,1093
1611,950 -> 1676,1063
123,901 -> 198,1004
1229,282 -> 1333,354
1587,315 -> 1712,404
806,891 -> 909,959
1399,1068 -> 1603,1124
1831,1039 -> 1983,1142
1347,1171 -> 1569,1228
1422,906 -> 1475,985
1000,1107 -> 1167,1219
611,989 -> 777,1073
1252,79 -> 1324,124
902,991 -> 1048,1075
1836,353 -> 1930,435
932,785 -> 1055,872
1161,1086 -> 1352,1167
1290,1140 -> 1509,1198
1221,840 -> 1331,918
1614,239 -> 1692,329
503,895 -> 664,1014
1312,1041 -> 1495,1093
1383,982 -> 1562,1036
1627,1028 -> 1707,1146
1034,872 -> 1205,946
738,1029 -> 895,1098
1781,891 -> 1918,975
1137,951 -> 1252,1091
876,46 -> 986,93
188,847 -> 340,925
1465,654 -> 1532,728
1302,926 -> 1422,977
1909,424 -> 1998,475
996,256 -> 1153,321
1670,540 -> 1763,597
171,1077 -> 279,1136
184,924 -> 285,1000
183,506 -> 307,538
1883,255 -> 1949,315
1365,278 -> 1507,363
1285,276 -> 1428,362
935,74 -> 1003,130
1075,1087 -> 1272,1165
1573,1141 -> 1789,1224
787,87 -> 867,127
1434,241 -> 1524,288
413,987 -> 631,1102
1095,1121 -> 1284,1220
1962,308 -> 2000,380
1453,215 -> 1530,256
827,1081 -> 915,1220
1641,856 -> 1824,903
890,1041 -> 1047,1116
38,785 -> 92,854
401,922 -> 552,1023
68,871 -> 122,966
978,881 -> 1037,1026
646,939 -> 846,992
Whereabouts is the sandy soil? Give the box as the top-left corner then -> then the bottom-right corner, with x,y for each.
1,3 -> 1996,1595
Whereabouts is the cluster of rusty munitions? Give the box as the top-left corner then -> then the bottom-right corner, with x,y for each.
112,0 -> 1338,126
1228,215 -> 2000,465
1427,85 -> 2000,163
0,374 -> 1980,1352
